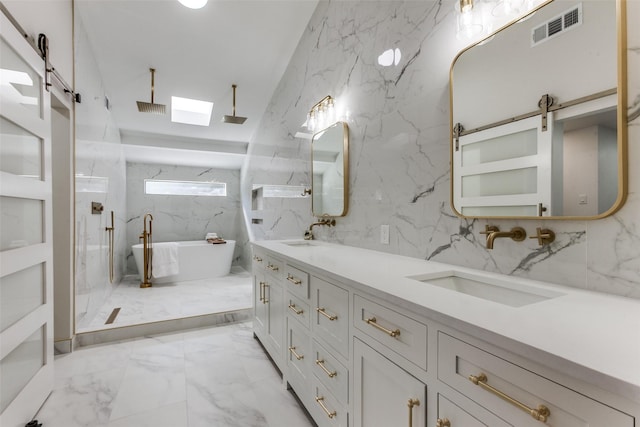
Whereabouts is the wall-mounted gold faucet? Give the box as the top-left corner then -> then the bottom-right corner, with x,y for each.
529,227 -> 555,246
480,225 -> 526,249
304,217 -> 336,240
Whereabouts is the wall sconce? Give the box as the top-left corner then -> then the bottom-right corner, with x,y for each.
454,0 -> 543,41
455,0 -> 484,39
307,95 -> 336,133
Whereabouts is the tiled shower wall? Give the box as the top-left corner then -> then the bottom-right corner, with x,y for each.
242,0 -> 640,298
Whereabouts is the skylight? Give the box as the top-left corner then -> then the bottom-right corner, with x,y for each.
171,96 -> 213,126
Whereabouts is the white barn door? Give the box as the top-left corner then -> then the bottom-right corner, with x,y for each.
454,115 -> 553,217
0,10 -> 54,427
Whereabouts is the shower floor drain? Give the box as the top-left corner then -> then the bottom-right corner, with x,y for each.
105,307 -> 121,325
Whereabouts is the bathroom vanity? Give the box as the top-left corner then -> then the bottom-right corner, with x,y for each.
252,240 -> 639,427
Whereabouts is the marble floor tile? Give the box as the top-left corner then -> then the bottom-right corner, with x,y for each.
36,368 -> 125,427
107,401 -> 188,427
53,340 -> 135,382
36,322 -> 316,427
78,267 -> 252,332
109,351 -> 186,420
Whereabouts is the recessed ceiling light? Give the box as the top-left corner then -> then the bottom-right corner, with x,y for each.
178,0 -> 208,9
171,96 -> 213,126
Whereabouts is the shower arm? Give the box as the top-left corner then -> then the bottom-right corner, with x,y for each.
232,84 -> 237,116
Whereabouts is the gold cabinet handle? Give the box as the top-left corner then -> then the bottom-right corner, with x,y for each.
288,304 -> 304,315
365,317 -> 401,338
259,281 -> 265,302
286,274 -> 302,285
262,283 -> 269,304
469,373 -> 550,423
408,398 -> 420,427
253,255 -> 263,262
436,418 -> 451,427
316,307 -> 338,321
315,396 -> 336,419
315,359 -> 337,378
267,263 -> 279,271
288,346 -> 304,360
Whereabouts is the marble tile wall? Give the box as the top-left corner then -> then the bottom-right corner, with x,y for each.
243,0 -> 640,298
125,163 -> 245,274
74,16 -> 128,329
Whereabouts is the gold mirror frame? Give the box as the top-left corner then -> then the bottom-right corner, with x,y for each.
449,0 -> 628,220
311,121 -> 349,217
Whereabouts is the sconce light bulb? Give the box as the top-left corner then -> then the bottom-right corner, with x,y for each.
460,0 -> 474,13
317,105 -> 326,130
308,111 -> 316,131
456,0 -> 484,40
326,100 -> 335,124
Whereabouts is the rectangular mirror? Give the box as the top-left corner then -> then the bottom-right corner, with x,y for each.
450,0 -> 627,219
312,121 -> 349,217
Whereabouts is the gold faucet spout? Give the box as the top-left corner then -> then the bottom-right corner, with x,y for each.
304,218 -> 336,240
309,218 -> 336,231
486,226 -> 526,249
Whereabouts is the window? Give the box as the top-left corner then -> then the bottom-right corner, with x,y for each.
144,179 -> 226,197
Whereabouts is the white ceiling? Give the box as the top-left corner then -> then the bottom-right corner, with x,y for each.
75,0 -> 318,168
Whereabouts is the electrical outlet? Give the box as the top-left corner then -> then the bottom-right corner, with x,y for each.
380,224 -> 390,245
578,194 -> 588,205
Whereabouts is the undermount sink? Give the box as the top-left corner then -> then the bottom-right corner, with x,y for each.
407,270 -> 564,307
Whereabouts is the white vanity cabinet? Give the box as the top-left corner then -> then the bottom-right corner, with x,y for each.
286,318 -> 312,398
436,393 -> 512,427
312,276 -> 350,359
438,332 -> 634,427
283,261 -> 350,426
353,295 -> 428,370
353,338 -> 426,427
252,242 -> 640,427
252,250 -> 285,368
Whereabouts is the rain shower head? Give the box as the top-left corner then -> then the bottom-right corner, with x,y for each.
136,68 -> 166,115
222,84 -> 247,124
223,115 -> 247,124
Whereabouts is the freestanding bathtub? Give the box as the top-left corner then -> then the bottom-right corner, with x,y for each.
131,240 -> 236,284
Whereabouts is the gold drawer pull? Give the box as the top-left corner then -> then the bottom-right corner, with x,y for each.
288,304 -> 304,315
253,255 -> 263,262
288,346 -> 304,360
408,398 -> 420,427
316,307 -> 338,321
366,317 -> 401,338
469,373 -> 551,423
315,396 -> 336,419
267,263 -> 279,271
436,418 -> 451,427
315,359 -> 337,378
286,274 -> 302,285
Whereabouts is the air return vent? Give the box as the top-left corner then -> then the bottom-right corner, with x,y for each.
531,3 -> 582,46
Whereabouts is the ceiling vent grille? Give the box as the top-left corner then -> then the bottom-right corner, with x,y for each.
531,3 -> 582,46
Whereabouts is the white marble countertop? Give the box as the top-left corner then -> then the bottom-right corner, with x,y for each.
254,239 -> 640,402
